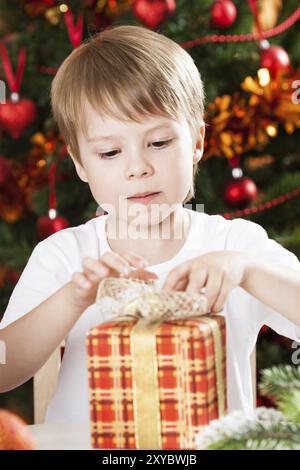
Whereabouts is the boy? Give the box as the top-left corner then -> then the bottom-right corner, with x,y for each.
0,25 -> 300,425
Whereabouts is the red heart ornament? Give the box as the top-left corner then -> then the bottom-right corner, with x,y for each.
0,97 -> 37,139
132,0 -> 176,30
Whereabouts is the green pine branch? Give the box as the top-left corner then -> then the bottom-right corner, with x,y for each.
259,365 -> 300,397
259,366 -> 300,424
206,421 -> 300,450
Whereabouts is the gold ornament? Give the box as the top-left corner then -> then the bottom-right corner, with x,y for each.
244,155 -> 275,171
252,0 -> 282,32
1,206 -> 23,223
44,7 -> 62,26
205,69 -> 300,160
105,0 -> 133,19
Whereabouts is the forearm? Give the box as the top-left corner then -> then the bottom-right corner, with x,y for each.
0,281 -> 83,393
241,254 -> 300,326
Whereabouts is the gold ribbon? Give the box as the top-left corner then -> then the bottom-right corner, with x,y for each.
131,318 -> 162,450
200,316 -> 226,417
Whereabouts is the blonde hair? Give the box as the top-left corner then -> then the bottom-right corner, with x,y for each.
51,24 -> 205,203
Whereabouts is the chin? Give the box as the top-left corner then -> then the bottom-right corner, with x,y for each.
131,207 -> 169,227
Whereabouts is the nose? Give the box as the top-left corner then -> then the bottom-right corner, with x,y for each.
125,154 -> 154,180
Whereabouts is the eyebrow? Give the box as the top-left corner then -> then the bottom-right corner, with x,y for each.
87,122 -> 175,143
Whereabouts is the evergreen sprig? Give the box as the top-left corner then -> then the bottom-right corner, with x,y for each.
206,421 -> 300,450
196,365 -> 300,450
259,365 -> 300,398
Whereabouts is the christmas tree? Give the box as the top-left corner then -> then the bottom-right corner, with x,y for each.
0,0 -> 299,424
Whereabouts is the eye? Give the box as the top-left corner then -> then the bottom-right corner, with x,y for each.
96,149 -> 120,160
96,139 -> 173,160
151,139 -> 173,149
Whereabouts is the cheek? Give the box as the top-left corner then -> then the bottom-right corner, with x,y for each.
84,165 -> 116,204
165,150 -> 193,188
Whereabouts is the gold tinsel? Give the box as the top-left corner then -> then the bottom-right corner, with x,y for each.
244,154 -> 275,171
204,69 -> 300,161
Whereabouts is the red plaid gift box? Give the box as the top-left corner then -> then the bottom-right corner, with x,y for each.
86,314 -> 226,450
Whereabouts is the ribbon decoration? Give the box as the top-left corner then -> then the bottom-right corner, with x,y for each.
228,154 -> 241,169
64,8 -> 84,49
0,43 -> 26,95
48,161 -> 57,212
200,317 -> 226,418
96,277 -> 226,449
96,277 -> 209,322
248,0 -> 263,34
131,319 -> 162,450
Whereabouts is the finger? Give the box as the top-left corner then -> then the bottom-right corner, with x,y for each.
163,262 -> 191,291
205,270 -> 223,312
72,271 -> 92,290
173,276 -> 189,291
121,251 -> 149,269
185,270 -> 207,293
128,269 -> 158,281
101,252 -> 134,276
82,257 -> 111,281
85,254 -> 130,277
211,276 -> 231,313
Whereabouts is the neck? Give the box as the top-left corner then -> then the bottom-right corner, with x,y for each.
105,206 -> 190,265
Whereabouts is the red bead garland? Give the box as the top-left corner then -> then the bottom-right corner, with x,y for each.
38,6 -> 300,76
180,6 -> 300,49
221,186 -> 300,219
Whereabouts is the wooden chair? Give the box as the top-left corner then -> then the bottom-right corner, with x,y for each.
33,343 -> 257,424
33,343 -> 64,424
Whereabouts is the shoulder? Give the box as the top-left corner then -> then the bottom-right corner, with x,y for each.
217,216 -> 300,270
223,217 -> 268,248
190,209 -> 296,260
191,209 -> 263,244
202,214 -> 273,251
37,216 -> 102,257
27,216 -> 104,274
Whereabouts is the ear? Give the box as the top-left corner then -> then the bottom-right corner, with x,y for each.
193,122 -> 205,164
67,145 -> 88,183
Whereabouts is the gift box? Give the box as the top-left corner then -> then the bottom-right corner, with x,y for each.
86,277 -> 226,450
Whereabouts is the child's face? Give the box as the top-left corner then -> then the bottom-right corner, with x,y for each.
70,99 -> 204,227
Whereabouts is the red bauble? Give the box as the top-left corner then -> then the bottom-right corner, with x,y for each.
222,176 -> 257,209
260,45 -> 290,78
37,212 -> 70,240
0,409 -> 36,450
0,97 -> 37,139
132,0 -> 176,30
211,0 -> 237,29
0,156 -> 10,184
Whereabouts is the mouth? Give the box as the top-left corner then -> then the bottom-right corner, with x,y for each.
127,192 -> 161,204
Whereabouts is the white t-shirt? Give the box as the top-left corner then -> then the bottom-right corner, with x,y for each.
1,208 -> 300,424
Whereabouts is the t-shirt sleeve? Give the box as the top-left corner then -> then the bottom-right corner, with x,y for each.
226,218 -> 300,342
0,236 -> 72,329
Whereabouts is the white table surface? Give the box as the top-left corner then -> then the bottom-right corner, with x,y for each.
28,423 -> 93,450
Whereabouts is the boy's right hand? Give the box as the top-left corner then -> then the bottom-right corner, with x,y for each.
70,251 -> 149,312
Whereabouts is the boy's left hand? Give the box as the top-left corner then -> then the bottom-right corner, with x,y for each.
162,250 -> 250,313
